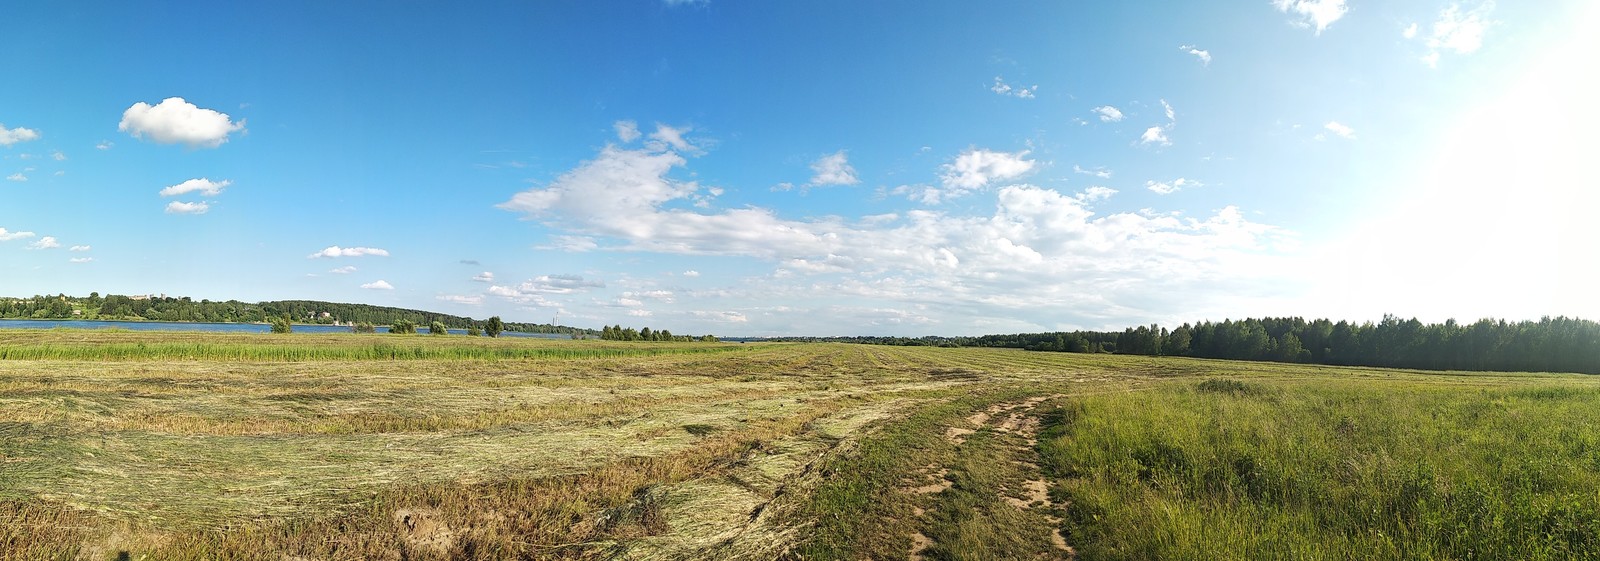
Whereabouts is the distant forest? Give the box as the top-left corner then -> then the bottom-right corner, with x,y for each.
0,293 -> 597,336
774,315 -> 1600,375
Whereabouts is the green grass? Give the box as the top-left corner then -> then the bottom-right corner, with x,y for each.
1038,377 -> 1600,560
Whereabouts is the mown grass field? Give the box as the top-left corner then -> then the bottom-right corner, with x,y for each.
1,329 -> 1597,560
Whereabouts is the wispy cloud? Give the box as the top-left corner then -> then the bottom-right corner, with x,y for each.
69,245 -> 90,252
165,201 -> 210,214
159,178 -> 230,197
1092,106 -> 1124,122
1418,2 -> 1494,68
5,173 -> 25,182
308,246 -> 390,259
472,271 -> 495,283
329,266 -> 357,274
1179,44 -> 1211,66
990,76 -> 1037,99
1323,121 -> 1357,140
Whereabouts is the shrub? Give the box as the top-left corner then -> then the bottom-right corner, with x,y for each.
352,322 -> 376,334
429,321 -> 449,336
390,319 -> 417,335
269,316 -> 292,334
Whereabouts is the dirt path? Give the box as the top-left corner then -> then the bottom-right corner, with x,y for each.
905,395 -> 1074,559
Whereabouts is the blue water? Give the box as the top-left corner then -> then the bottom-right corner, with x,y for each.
0,319 -> 569,338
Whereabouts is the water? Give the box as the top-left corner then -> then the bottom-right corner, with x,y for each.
0,319 -> 571,338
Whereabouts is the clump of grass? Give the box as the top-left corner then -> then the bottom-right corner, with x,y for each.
1195,377 -> 1260,396
682,424 -> 716,436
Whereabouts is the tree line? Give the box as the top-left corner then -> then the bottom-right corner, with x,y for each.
598,324 -> 718,342
973,315 -> 1600,375
0,293 -> 595,336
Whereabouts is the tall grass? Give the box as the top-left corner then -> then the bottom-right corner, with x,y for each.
0,335 -> 746,361
1039,378 -> 1600,560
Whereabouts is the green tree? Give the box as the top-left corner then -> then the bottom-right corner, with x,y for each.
352,322 -> 376,334
429,321 -> 449,335
269,316 -> 292,334
467,326 -> 482,336
485,316 -> 504,338
391,319 -> 417,334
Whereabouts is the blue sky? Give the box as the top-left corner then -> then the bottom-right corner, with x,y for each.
2,0 -> 1595,336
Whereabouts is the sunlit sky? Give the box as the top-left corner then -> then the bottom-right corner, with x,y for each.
2,1 -> 1594,336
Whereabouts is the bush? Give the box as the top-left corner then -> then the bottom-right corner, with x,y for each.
467,326 -> 482,337
391,319 -> 417,335
269,316 -> 292,334
486,316 -> 503,338
352,322 -> 376,334
429,321 -> 449,336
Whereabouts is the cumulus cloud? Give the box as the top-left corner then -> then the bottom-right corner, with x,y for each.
990,76 -> 1037,99
472,271 -> 495,282
1140,126 -> 1171,146
5,173 -> 24,182
0,124 -> 40,146
165,201 -> 210,214
1324,121 -> 1357,139
808,150 -> 860,187
1273,0 -> 1348,34
683,270 -> 701,277
1077,186 -> 1118,202
1092,106 -> 1124,122
1146,178 -> 1204,195
118,97 -> 246,148
159,178 -> 230,197
1403,22 -> 1419,39
499,127 -> 1293,335
308,246 -> 390,259
29,236 -> 60,249
938,148 -> 1035,197
361,280 -> 395,290
329,266 -> 357,274
1179,45 -> 1212,66
1420,2 -> 1494,68
0,228 -> 37,241
69,245 -> 90,252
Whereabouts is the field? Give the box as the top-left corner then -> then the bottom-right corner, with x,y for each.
1,330 -> 1597,560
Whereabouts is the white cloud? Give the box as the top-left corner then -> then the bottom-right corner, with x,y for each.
159,178 -> 230,197
614,120 -> 640,142
165,201 -> 209,214
28,236 -> 60,250
1092,106 -> 1124,122
1073,165 -> 1113,179
647,123 -> 694,152
69,245 -> 90,252
683,270 -> 701,277
5,173 -> 24,182
662,0 -> 707,6
1179,45 -> 1212,66
472,271 -> 495,282
0,228 -> 37,241
118,97 -> 246,148
627,309 -> 654,317
499,130 -> 1294,335
692,310 -> 749,323
808,150 -> 860,187
938,148 -> 1035,197
1162,99 -> 1176,122
1324,121 -> 1357,139
0,124 -> 40,146
438,294 -> 483,305
307,246 -> 390,259
1146,178 -> 1204,195
1421,2 -> 1495,68
361,280 -> 395,290
1140,126 -> 1171,146
1403,22 -> 1419,39
990,76 -> 1037,99
51,151 -> 66,161
329,266 -> 357,274
69,257 -> 94,264
1078,186 -> 1118,202
96,140 -> 113,150
541,235 -> 599,252
1273,0 -> 1348,34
